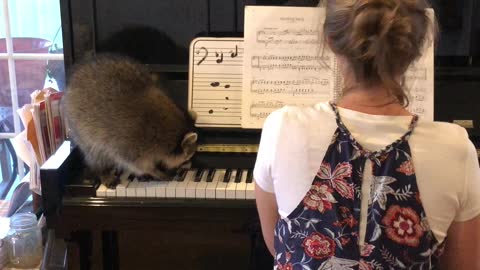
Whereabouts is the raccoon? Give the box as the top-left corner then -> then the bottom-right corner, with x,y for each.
62,54 -> 197,187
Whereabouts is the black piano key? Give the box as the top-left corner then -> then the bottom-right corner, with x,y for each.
195,169 -> 204,182
175,169 -> 188,182
235,169 -> 242,183
128,174 -> 135,181
206,169 -> 216,182
246,170 -> 253,183
223,169 -> 232,183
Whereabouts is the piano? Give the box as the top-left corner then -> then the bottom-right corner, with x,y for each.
40,0 -> 480,269
40,128 -> 271,270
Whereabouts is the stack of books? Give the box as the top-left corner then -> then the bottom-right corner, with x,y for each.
16,88 -> 67,194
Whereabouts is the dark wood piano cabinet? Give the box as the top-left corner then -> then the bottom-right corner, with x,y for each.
41,145 -> 272,270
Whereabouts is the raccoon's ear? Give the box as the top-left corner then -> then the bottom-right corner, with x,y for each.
181,132 -> 198,158
181,132 -> 198,148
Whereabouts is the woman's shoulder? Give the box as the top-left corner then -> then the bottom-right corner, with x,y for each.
413,119 -> 473,158
415,119 -> 469,141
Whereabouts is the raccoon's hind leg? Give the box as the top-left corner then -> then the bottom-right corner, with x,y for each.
81,146 -> 123,188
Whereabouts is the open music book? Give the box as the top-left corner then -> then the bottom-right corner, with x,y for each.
188,7 -> 434,129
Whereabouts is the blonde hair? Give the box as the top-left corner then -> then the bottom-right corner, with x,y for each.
322,0 -> 437,106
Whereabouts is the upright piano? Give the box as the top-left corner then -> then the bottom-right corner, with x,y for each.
40,0 -> 480,269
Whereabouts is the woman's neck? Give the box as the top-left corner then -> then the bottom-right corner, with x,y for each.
336,87 -> 412,116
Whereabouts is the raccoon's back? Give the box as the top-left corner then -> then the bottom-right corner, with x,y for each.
63,55 -> 191,161
64,55 -> 152,112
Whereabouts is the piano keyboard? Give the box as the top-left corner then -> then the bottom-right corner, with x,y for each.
96,169 -> 256,200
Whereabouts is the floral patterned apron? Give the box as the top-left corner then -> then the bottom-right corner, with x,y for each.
274,103 -> 445,270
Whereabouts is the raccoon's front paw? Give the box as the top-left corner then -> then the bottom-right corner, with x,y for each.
137,174 -> 154,182
101,173 -> 120,188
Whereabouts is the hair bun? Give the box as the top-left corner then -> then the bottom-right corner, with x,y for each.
323,0 -> 434,106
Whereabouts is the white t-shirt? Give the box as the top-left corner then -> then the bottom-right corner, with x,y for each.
254,101 -> 480,243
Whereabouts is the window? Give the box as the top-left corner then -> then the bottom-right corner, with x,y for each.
0,0 -> 64,202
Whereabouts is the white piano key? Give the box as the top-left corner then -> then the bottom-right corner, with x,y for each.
146,182 -> 157,198
246,170 -> 255,199
176,170 -> 194,198
135,181 -> 148,197
225,170 -> 238,199
166,179 -> 178,198
156,181 -> 169,198
186,169 -> 202,198
106,187 -> 116,197
206,170 -> 222,199
126,180 -> 138,197
246,182 -> 255,199
235,170 -> 248,200
195,170 -> 210,199
215,169 -> 229,199
115,174 -> 130,197
96,184 -> 107,197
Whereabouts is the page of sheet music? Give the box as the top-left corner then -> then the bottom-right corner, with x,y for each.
189,38 -> 243,128
242,7 -> 337,128
242,6 -> 434,129
404,10 -> 435,121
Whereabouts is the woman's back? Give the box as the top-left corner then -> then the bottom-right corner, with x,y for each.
255,102 -> 479,268
254,0 -> 480,269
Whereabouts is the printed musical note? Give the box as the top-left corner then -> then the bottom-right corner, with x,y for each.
411,107 -> 425,114
414,95 -> 425,101
405,67 -> 427,80
230,45 -> 238,58
215,52 -> 224,63
251,78 -> 329,86
256,29 -> 321,47
209,81 -> 235,89
196,47 -> 208,65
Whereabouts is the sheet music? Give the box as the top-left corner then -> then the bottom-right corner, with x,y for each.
242,6 -> 434,129
404,9 -> 434,121
242,7 -> 337,128
189,38 -> 243,127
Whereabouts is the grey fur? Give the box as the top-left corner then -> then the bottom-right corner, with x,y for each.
62,55 -> 197,187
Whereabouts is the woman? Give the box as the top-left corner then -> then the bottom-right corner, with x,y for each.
254,0 -> 480,269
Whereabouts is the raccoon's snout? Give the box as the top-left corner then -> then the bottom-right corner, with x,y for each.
155,161 -> 179,177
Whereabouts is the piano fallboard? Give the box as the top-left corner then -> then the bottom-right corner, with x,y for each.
58,197 -> 256,235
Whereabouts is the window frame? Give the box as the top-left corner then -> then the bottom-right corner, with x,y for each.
0,0 -> 64,179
